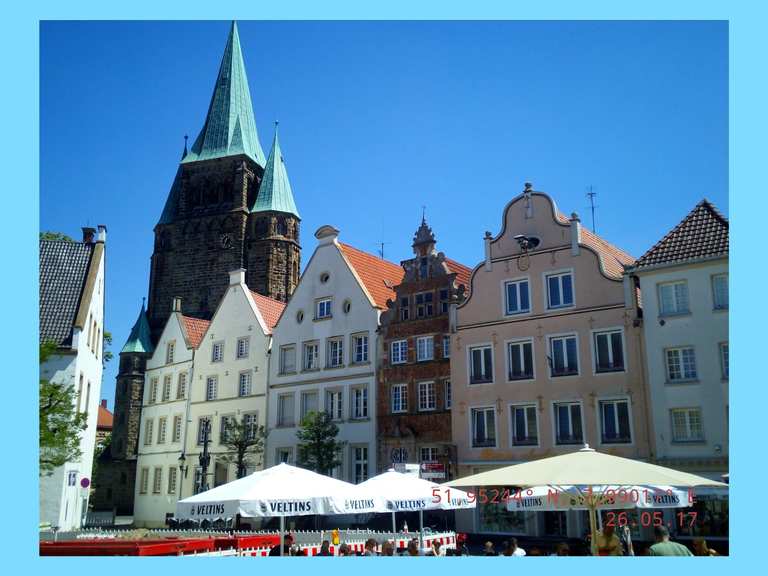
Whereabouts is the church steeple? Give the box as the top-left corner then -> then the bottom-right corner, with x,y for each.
251,123 -> 300,218
182,21 -> 266,166
121,301 -> 154,354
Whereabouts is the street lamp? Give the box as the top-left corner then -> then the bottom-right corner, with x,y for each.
197,418 -> 212,494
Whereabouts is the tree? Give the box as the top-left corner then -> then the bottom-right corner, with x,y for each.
40,231 -> 74,242
102,330 -> 113,365
219,416 -> 267,479
296,411 -> 344,475
39,342 -> 88,476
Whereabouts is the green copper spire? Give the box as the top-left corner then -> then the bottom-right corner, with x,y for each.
120,301 -> 154,354
251,123 -> 300,217
182,22 -> 266,166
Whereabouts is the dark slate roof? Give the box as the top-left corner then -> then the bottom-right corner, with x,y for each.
632,199 -> 729,269
39,240 -> 94,346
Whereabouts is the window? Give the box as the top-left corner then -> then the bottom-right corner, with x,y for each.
238,371 -> 252,397
391,340 -> 408,364
418,381 -> 436,411
220,415 -> 234,444
352,334 -> 369,363
658,281 -> 689,316
666,347 -> 697,382
139,467 -> 149,494
440,288 -> 450,314
508,339 -> 534,380
343,299 -> 352,314
211,342 -> 224,363
353,445 -> 369,483
326,390 -> 343,421
554,402 -> 583,445
420,447 -> 438,462
391,383 -> 408,413
416,336 -> 434,361
277,394 -> 295,427
148,377 -> 158,404
303,342 -> 319,370
277,447 -> 294,464
712,274 -> 728,310
152,467 -> 162,494
671,408 -> 704,442
444,380 -> 452,409
443,335 -> 451,358
419,257 -> 429,279
400,297 -> 410,321
144,419 -> 153,446
162,375 -> 172,401
279,345 -> 296,374
300,391 -> 318,421
505,278 -> 531,315
416,292 -> 434,317
176,372 -> 187,399
157,417 -> 167,444
469,345 -> 494,384
351,387 -> 368,419
243,412 -> 259,441
599,399 -> 632,444
197,418 -> 211,445
316,298 -> 332,319
546,271 -> 574,309
166,341 -> 175,364
549,335 -> 579,377
471,407 -> 496,447
594,330 -> 625,373
236,337 -> 250,359
167,467 -> 177,495
172,415 -> 182,443
205,376 -> 218,401
720,343 -> 729,380
327,338 -> 344,368
511,404 -> 538,446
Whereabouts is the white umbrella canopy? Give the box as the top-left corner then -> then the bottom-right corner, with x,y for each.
359,470 -> 476,512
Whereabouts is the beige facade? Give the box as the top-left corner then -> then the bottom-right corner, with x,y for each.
450,187 -> 652,536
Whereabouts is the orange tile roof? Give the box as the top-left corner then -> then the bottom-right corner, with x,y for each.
555,211 -> 634,279
97,402 -> 113,430
249,290 -> 286,332
338,242 -> 405,309
181,315 -> 211,349
445,258 -> 472,289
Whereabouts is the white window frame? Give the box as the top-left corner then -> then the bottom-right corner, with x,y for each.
219,414 -> 235,444
352,444 -> 369,484
280,344 -> 297,374
205,375 -> 218,401
552,400 -> 584,446
416,335 -> 435,362
236,336 -> 250,359
277,393 -> 295,428
303,341 -> 319,371
351,386 -> 369,419
665,346 -> 698,383
420,446 -> 439,463
325,389 -> 344,421
391,339 -> 408,365
196,417 -> 211,445
503,276 -> 532,316
509,402 -> 539,447
176,372 -> 187,400
242,412 -> 259,441
544,269 -> 575,310
591,327 -> 627,374
162,374 -> 172,401
211,341 -> 224,363
157,416 -> 167,444
144,418 -> 154,446
417,381 -> 436,412
300,390 -> 319,421
172,415 -> 182,443
443,335 -> 451,358
148,377 -> 158,405
352,333 -> 369,364
547,333 -> 580,378
597,396 -> 634,446
327,337 -> 344,368
391,383 -> 408,414
166,341 -> 175,365
670,407 -> 704,443
167,466 -> 178,495
152,467 -> 162,494
316,298 -> 332,320
468,343 -> 495,385
505,338 -> 535,382
712,273 -> 728,310
469,405 -> 497,448
139,467 -> 149,494
658,280 -> 690,316
238,371 -> 252,397
720,342 -> 729,380
276,447 -> 294,464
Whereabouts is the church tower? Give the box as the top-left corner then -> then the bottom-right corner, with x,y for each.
147,22 -> 300,339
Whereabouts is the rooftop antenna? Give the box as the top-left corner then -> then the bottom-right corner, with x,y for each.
375,240 -> 390,260
421,205 -> 427,224
142,296 -> 146,310
586,186 -> 598,233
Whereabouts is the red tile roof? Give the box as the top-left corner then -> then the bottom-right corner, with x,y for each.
97,402 -> 113,430
249,290 -> 286,332
632,199 -> 728,269
181,315 -> 211,349
555,211 -> 634,279
445,258 -> 472,289
338,243 -> 405,309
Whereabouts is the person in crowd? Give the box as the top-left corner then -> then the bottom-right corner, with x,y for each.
483,541 -> 497,556
648,526 -> 693,556
269,532 -> 294,556
364,538 -> 378,556
553,542 -> 570,556
527,547 -> 543,556
692,538 -> 719,556
337,543 -> 351,556
430,540 -> 445,556
407,539 -> 421,556
594,523 -> 623,556
317,540 -> 332,556
501,537 -> 526,557
381,541 -> 395,556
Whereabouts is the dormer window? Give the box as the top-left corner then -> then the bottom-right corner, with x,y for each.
420,257 -> 429,279
400,296 -> 410,321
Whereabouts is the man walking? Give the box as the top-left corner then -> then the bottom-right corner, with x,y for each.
648,526 -> 693,556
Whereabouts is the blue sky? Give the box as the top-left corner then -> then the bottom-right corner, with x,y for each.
40,20 -> 727,410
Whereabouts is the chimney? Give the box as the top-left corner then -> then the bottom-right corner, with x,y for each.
100,399 -> 107,409
229,268 -> 246,286
315,225 -> 340,246
484,231 -> 493,271
171,297 -> 183,313
97,224 -> 107,243
82,227 -> 96,244
570,212 -> 581,256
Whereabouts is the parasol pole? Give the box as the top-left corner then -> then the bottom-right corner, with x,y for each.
588,486 -> 599,556
392,511 -> 396,533
280,515 -> 285,557
419,510 -> 424,551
